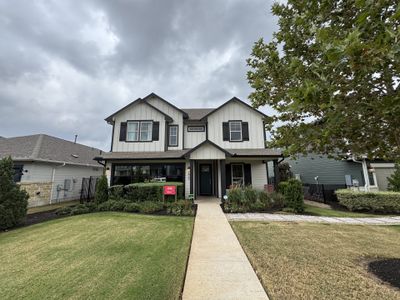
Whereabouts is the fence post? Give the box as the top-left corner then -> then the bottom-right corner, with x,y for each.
321,184 -> 326,203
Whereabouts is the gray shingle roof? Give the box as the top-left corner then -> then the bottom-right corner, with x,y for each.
0,134 -> 103,167
96,147 -> 281,160
182,108 -> 214,120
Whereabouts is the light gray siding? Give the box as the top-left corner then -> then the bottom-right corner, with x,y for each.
183,124 -> 206,149
112,102 -> 166,152
286,154 -> 364,185
370,164 -> 395,191
207,101 -> 265,149
189,143 -> 226,160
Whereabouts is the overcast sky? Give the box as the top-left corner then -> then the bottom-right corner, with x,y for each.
0,0 -> 278,150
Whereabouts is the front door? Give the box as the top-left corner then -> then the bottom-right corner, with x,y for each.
199,164 -> 212,195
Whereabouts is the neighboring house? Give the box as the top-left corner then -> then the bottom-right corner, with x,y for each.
0,134 -> 104,207
95,93 -> 282,199
286,154 -> 395,191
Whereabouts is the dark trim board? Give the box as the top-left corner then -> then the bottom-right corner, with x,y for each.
184,139 -> 232,158
167,124 -> 179,147
142,92 -> 189,118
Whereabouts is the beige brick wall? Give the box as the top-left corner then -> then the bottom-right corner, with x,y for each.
19,182 -> 52,207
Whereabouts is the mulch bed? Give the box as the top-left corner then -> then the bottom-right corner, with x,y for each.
368,258 -> 400,289
24,210 -> 66,226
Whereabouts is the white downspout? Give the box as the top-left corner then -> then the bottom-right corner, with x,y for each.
49,162 -> 66,204
352,156 -> 370,192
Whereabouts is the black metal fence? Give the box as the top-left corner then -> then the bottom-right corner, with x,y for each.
303,183 -> 347,203
80,176 -> 100,202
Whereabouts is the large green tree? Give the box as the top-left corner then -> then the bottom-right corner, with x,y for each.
247,0 -> 400,159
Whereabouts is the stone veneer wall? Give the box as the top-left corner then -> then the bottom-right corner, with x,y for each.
19,182 -> 53,207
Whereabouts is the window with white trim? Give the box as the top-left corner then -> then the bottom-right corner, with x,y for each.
127,121 -> 153,141
140,121 -> 153,141
169,125 -> 178,146
229,121 -> 242,141
127,121 -> 139,141
231,164 -> 244,186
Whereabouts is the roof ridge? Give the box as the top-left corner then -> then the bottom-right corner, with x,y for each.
31,134 -> 44,159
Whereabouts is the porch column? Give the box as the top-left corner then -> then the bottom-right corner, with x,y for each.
190,160 -> 194,195
220,159 -> 226,199
273,159 -> 280,189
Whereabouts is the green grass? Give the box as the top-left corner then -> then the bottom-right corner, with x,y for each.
232,222 -> 400,300
27,200 -> 79,214
0,212 -> 194,300
301,203 -> 392,217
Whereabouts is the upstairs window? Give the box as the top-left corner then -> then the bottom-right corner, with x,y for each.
168,125 -> 178,146
140,121 -> 153,141
127,121 -> 139,141
126,121 -> 153,142
229,121 -> 242,141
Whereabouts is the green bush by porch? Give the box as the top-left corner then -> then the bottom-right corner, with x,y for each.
109,182 -> 184,202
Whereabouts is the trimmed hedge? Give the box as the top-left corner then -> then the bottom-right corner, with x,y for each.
56,198 -> 195,216
336,189 -> 400,213
109,182 -> 184,202
223,186 -> 284,213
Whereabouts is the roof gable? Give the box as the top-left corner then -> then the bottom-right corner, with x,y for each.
105,97 -> 173,123
200,97 -> 267,120
142,93 -> 189,118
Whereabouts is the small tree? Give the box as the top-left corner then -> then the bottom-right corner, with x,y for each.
0,156 -> 29,230
279,162 -> 293,182
283,178 -> 304,213
387,162 -> 400,192
95,175 -> 108,204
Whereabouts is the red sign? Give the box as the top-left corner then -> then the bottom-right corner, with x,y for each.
163,185 -> 177,195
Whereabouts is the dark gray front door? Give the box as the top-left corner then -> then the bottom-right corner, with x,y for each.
199,164 -> 212,195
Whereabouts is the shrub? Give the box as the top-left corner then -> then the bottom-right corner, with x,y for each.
95,175 -> 108,204
166,200 -> 195,216
0,156 -> 29,230
387,162 -> 400,192
109,185 -> 124,200
336,189 -> 400,213
138,201 -> 165,214
97,200 -> 114,211
123,202 -> 140,212
242,186 -> 258,208
55,206 -> 73,216
70,204 -> 93,215
124,182 -> 183,202
283,179 -> 304,213
109,199 -> 128,211
278,181 -> 289,194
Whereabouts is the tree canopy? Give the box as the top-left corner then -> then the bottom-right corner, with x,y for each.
247,0 -> 400,160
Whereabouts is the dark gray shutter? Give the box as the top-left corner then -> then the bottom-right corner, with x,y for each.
119,122 -> 127,141
152,122 -> 159,141
242,122 -> 249,141
225,164 -> 231,188
244,164 -> 252,186
223,122 -> 229,141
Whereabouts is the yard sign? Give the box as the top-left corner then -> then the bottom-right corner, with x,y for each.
163,185 -> 177,201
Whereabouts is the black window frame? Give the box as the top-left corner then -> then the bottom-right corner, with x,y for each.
126,120 -> 153,142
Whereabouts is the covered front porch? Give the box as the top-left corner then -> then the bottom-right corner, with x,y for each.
185,140 -> 281,199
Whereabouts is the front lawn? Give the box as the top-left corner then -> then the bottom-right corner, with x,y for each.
301,203 -> 394,218
232,222 -> 400,299
0,212 -> 194,299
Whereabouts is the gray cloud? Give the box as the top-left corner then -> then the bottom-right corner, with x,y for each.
0,0 -> 278,150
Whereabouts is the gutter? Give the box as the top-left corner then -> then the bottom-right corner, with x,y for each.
351,156 -> 370,192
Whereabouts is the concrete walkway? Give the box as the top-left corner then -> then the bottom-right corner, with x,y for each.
227,213 -> 400,225
182,198 -> 268,300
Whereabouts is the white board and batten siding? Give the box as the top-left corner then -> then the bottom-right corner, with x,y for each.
207,101 -> 265,149
183,124 -> 206,149
147,96 -> 184,150
189,143 -> 226,160
112,102 -> 166,152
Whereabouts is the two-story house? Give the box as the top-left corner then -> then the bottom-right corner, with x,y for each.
95,93 -> 282,199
